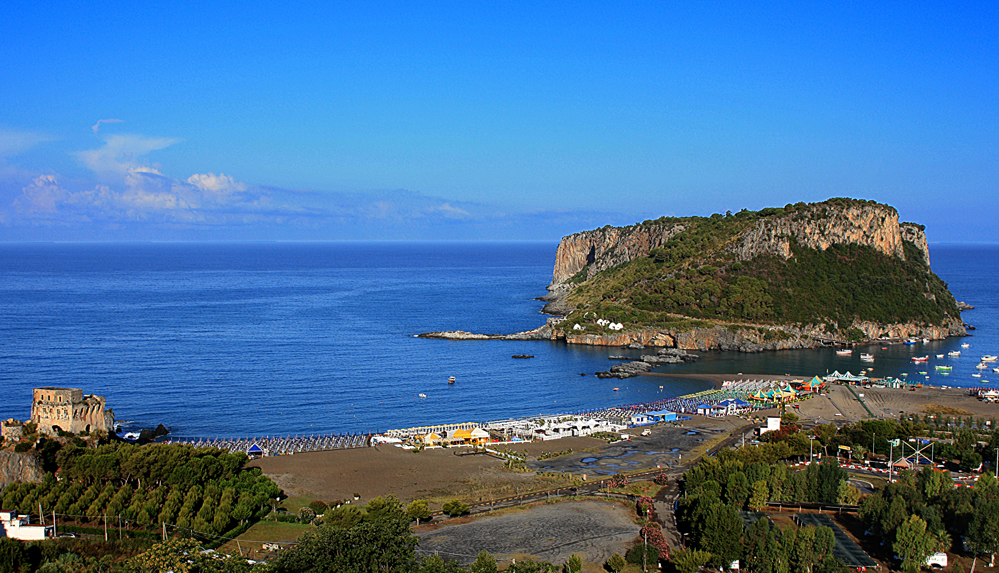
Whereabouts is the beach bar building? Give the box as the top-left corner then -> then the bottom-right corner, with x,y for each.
0,510 -> 52,541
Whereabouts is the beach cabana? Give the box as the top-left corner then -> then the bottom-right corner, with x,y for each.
421,433 -> 442,446
802,376 -> 824,392
246,443 -> 265,458
695,404 -> 714,416
451,429 -> 473,444
470,428 -> 490,445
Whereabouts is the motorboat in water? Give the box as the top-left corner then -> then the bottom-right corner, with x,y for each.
948,351 -> 961,357
836,349 -> 853,355
448,376 -> 456,384
981,355 -> 998,362
962,343 -> 971,348
861,353 -> 874,362
936,354 -> 945,358
976,363 -> 988,370
911,356 -> 929,362
935,365 -> 952,371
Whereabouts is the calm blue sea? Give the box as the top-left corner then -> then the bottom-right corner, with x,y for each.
1,242 -> 995,438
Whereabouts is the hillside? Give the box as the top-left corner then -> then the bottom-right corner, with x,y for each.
543,198 -> 964,350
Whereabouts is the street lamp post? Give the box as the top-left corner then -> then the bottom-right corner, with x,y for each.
889,443 -> 894,483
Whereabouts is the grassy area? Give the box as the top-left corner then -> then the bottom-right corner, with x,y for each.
218,520 -> 312,559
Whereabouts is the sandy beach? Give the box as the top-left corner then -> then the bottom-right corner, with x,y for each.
250,375 -> 997,508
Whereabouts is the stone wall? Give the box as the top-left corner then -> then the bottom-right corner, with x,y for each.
30,387 -> 114,436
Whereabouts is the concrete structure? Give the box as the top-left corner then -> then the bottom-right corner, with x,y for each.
30,387 -> 115,436
0,510 -> 52,540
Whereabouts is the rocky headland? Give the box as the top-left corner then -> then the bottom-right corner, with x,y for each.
420,199 -> 966,353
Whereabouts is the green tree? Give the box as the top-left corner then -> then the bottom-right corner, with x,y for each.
893,515 -> 937,573
670,548 -> 712,573
0,537 -> 27,573
471,551 -> 497,573
699,502 -> 742,566
564,553 -> 582,573
273,518 -> 418,573
748,480 -> 769,511
442,500 -> 470,518
743,518 -> 783,573
406,499 -> 431,525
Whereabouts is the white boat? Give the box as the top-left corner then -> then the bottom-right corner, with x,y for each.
993,367 -> 999,373
976,363 -> 988,370
948,351 -> 961,357
973,373 -> 982,378
912,355 -> 929,362
861,353 -> 874,362
962,343 -> 971,348
836,349 -> 853,356
981,355 -> 998,362
418,393 -> 427,399
936,354 -> 945,358
923,338 -> 930,343
448,376 -> 456,384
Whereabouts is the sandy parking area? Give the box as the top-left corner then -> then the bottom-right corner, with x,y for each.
416,499 -> 640,572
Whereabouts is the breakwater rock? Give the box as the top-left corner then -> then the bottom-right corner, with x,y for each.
0,450 -> 44,488
417,321 -> 555,341
596,348 -> 699,378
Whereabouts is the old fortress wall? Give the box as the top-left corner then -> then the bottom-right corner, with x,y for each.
29,387 -> 115,436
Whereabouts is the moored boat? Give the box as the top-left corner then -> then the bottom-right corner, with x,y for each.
448,376 -> 456,384
935,365 -> 952,371
861,353 -> 874,362
836,349 -> 853,356
981,355 -> 998,362
976,363 -> 988,370
948,350 -> 961,357
912,355 -> 929,362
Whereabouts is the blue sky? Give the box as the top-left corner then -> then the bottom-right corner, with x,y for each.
1,2 -> 995,242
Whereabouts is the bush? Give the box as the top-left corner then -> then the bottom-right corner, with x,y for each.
606,553 -> 626,573
442,500 -> 470,517
14,442 -> 32,453
308,500 -> 328,514
626,543 -> 659,565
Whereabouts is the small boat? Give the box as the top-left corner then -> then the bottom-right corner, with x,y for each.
904,340 -> 917,345
613,387 -> 620,391
919,371 -> 928,375
977,363 -> 988,370
418,393 -> 427,399
448,376 -> 456,384
936,354 -> 945,358
836,349 -> 853,356
973,373 -> 982,378
962,343 -> 971,348
912,356 -> 929,362
861,353 -> 874,362
935,365 -> 952,371
993,367 -> 999,373
982,355 -> 998,362
948,351 -> 961,357
923,338 -> 930,343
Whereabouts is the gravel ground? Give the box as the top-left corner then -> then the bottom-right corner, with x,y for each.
416,499 -> 640,572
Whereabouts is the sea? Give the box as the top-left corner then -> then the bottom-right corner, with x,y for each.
1,242 -> 996,439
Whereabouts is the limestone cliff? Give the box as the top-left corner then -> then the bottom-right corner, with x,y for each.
543,198 -> 964,348
0,450 -> 44,488
550,200 -> 926,292
550,223 -> 686,286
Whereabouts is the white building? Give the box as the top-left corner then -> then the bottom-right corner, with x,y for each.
0,510 -> 52,541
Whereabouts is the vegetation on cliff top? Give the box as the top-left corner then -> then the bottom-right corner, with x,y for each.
561,200 -> 958,338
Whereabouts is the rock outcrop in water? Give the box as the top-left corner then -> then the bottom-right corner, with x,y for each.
543,199 -> 963,349
419,199 -> 963,351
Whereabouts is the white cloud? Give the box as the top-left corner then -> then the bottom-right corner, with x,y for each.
425,202 -> 472,219
91,119 -> 124,134
0,128 -> 53,158
76,133 -> 181,177
187,172 -> 248,195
